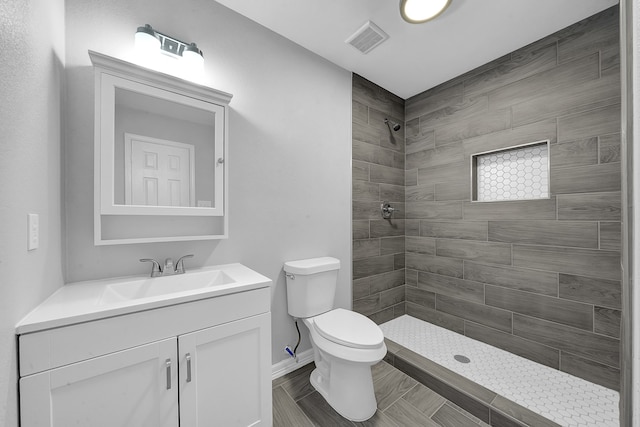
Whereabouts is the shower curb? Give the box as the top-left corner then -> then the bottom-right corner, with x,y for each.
384,338 -> 562,427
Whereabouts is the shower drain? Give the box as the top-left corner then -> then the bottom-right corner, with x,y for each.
454,354 -> 471,363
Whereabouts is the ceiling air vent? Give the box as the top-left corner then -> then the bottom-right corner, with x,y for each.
345,21 -> 389,54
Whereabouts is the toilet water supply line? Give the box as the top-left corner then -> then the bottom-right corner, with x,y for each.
284,319 -> 302,362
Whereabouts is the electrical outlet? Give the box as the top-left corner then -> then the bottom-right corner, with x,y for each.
27,213 -> 39,250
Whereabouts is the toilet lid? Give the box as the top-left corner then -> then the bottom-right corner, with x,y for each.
312,308 -> 384,349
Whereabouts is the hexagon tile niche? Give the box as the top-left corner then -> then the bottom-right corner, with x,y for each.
474,141 -> 549,202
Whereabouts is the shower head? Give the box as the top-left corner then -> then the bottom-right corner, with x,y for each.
384,118 -> 401,131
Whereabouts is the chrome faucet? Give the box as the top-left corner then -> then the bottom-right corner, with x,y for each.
140,254 -> 194,277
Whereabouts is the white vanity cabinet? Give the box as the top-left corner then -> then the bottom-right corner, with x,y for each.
18,285 -> 272,427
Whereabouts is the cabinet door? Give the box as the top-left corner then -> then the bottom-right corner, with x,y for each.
179,313 -> 271,426
20,338 -> 178,427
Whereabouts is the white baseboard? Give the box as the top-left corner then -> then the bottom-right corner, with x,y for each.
271,348 -> 314,380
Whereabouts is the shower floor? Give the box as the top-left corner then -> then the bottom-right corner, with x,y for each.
380,315 -> 619,427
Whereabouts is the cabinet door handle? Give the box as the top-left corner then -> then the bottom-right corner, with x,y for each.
165,359 -> 172,390
186,353 -> 192,383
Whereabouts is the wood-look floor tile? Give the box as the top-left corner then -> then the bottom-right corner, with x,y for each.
373,368 -> 418,410
280,365 -> 316,401
352,410 -> 400,427
431,403 -> 484,427
297,391 -> 354,427
371,361 -> 396,383
401,383 -> 446,417
273,386 -> 314,427
383,398 -> 439,426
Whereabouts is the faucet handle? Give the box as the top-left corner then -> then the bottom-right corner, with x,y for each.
175,254 -> 194,274
140,259 -> 162,277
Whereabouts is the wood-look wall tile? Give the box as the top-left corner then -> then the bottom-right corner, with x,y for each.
418,161 -> 468,186
406,82 -> 463,121
353,201 -> 384,220
558,273 -> 621,309
462,118 -> 557,156
435,182 -> 470,201
513,245 -> 620,281
436,240 -> 512,265
406,286 -> 436,309
511,71 -> 619,127
352,277 -> 370,300
406,236 -> 436,255
463,262 -> 558,296
513,314 -> 620,368
560,351 -> 620,391
380,236 -> 405,256
406,201 -> 463,220
353,294 -> 382,317
485,285 -> 593,330
394,253 -> 405,270
352,100 -> 368,125
464,322 -> 559,369
599,133 -> 621,163
557,103 -> 621,142
353,220 -> 369,240
406,302 -> 465,334
370,163 -> 404,186
406,269 -> 418,286
557,192 -> 621,221
353,255 -> 395,280
488,53 -> 599,111
418,271 -> 485,304
550,137 -> 598,168
380,184 -> 405,202
432,107 -> 511,147
352,160 -> 369,182
406,129 -> 435,155
357,269 -> 406,294
421,221 -> 487,241
380,286 -> 406,310
370,219 -> 405,238
488,220 -> 598,248
405,253 -> 464,278
419,95 -> 487,130
406,184 -> 435,202
600,221 -> 621,250
594,306 -> 621,339
353,74 -> 404,118
405,219 -> 420,236
406,142 -> 464,170
551,162 -> 621,194
464,41 -> 557,100
405,169 -> 418,186
353,180 -> 379,201
463,197 -> 557,220
557,6 -> 619,64
353,139 -> 395,169
352,121 -> 380,146
437,295 -> 513,333
353,239 -> 380,260
369,306 -> 398,325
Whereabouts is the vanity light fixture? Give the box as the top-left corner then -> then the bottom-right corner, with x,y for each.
135,24 -> 204,68
400,0 -> 451,24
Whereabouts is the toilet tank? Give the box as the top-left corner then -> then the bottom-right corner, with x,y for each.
284,257 -> 340,318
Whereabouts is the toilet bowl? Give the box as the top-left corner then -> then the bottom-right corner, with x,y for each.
284,257 -> 387,421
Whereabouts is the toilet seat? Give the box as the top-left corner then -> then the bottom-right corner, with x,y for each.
312,308 -> 384,349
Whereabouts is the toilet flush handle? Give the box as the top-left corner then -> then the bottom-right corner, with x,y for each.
285,273 -> 295,280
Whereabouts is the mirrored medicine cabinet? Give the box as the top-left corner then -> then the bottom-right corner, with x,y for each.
89,51 -> 232,245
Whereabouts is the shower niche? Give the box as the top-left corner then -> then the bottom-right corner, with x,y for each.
90,51 -> 232,245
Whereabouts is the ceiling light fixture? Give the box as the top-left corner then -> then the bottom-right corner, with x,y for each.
400,0 -> 451,24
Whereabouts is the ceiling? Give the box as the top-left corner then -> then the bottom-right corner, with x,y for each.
214,0 -> 618,99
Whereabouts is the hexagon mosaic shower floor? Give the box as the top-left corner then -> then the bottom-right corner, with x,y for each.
380,315 -> 619,426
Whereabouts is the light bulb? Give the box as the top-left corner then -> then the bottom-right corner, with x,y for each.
400,0 -> 451,24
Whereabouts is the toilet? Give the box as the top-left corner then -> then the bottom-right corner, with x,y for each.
284,257 -> 387,422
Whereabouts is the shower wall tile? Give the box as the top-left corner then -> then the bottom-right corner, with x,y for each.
406,286 -> 436,309
463,262 -> 558,296
487,220 -> 598,248
401,6 -> 621,389
485,285 -> 593,331
513,314 -> 620,368
599,133 -> 621,163
352,74 -> 405,323
558,273 -> 621,309
556,192 -> 621,221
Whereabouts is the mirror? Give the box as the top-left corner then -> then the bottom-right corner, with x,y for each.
90,51 -> 232,244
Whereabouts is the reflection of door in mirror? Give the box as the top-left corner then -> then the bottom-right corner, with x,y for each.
124,133 -> 195,207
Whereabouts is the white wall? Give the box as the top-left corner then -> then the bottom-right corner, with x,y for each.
64,0 -> 352,366
0,0 -> 66,424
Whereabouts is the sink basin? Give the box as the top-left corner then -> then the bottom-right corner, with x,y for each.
99,269 -> 235,305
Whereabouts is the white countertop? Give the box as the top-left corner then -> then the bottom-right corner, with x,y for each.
16,263 -> 271,335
